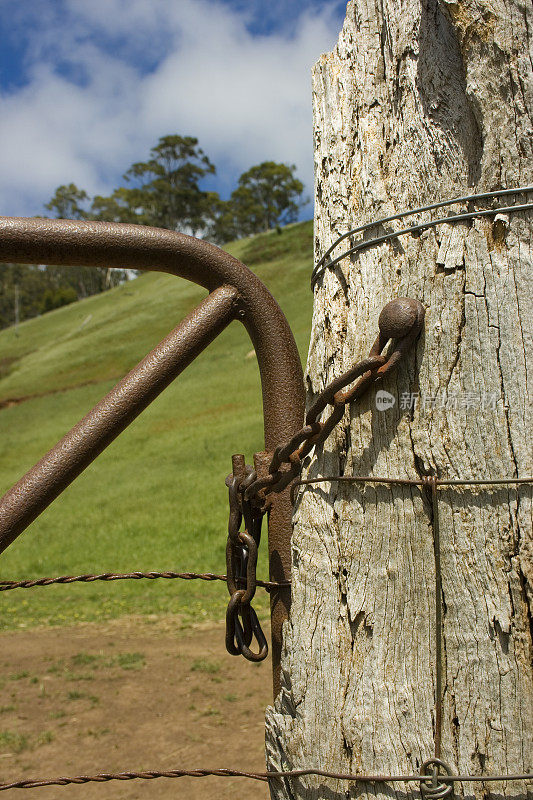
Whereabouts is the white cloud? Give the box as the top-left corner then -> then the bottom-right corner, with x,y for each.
0,0 -> 343,216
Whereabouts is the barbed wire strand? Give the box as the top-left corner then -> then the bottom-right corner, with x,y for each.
0,767 -> 531,791
0,571 -> 290,592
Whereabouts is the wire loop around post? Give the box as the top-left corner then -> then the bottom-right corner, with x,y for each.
420,759 -> 455,800
311,185 -> 533,289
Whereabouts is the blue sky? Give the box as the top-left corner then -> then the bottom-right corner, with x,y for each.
0,0 -> 346,218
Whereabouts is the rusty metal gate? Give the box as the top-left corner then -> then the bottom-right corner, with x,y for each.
1,216 -> 529,795
0,216 -> 306,697
0,217 -> 424,696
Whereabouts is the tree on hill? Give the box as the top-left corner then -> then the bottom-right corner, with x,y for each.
202,191 -> 240,245
0,264 -> 81,330
40,286 -> 78,313
45,183 -> 91,220
0,139 -> 311,329
119,134 -> 216,235
90,188 -> 140,224
228,161 -> 307,235
44,149 -> 308,245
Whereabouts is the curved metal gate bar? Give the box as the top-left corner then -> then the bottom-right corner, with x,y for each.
0,217 -> 305,697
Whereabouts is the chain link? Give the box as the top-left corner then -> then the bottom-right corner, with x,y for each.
225,297 -> 426,661
224,461 -> 268,661
244,297 -> 425,504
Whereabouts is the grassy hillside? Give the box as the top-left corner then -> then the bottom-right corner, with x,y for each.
0,221 -> 313,631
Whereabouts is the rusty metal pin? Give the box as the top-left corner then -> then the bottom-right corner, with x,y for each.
231,454 -> 246,482
378,297 -> 423,339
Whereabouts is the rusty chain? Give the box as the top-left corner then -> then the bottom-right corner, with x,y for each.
224,458 -> 268,661
225,297 -> 426,661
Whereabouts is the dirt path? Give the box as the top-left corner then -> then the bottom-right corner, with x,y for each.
0,615 -> 272,799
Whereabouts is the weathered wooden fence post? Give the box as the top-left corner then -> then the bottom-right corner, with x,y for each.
265,0 -> 532,797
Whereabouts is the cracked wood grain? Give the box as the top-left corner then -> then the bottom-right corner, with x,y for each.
265,1 -> 532,798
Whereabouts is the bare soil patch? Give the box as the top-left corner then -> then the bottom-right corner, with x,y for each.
0,615 -> 271,799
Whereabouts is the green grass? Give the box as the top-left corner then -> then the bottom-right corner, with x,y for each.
66,691 -> 99,705
115,652 -> 145,670
190,658 -> 221,674
71,653 -> 99,668
0,730 -> 30,753
0,221 -> 313,630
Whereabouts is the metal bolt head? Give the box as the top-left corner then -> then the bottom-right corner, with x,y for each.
378,297 -> 425,340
